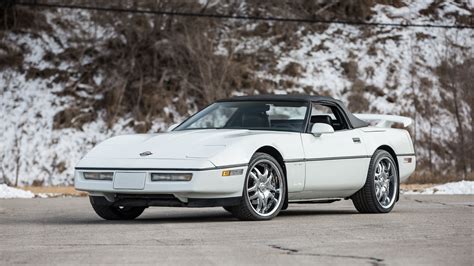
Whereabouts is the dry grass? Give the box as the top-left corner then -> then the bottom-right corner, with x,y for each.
21,186 -> 87,197
405,172 -> 474,185
400,183 -> 437,191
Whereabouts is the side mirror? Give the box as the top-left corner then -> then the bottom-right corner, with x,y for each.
311,123 -> 335,137
167,123 -> 179,132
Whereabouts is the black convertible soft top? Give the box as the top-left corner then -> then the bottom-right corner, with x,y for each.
219,94 -> 369,129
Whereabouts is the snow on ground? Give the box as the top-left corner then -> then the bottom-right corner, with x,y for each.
0,184 -> 35,199
403,181 -> 474,195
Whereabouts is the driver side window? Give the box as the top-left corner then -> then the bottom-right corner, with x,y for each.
310,103 -> 348,131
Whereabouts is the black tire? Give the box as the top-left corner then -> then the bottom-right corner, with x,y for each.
231,152 -> 286,221
351,150 -> 399,213
89,196 -> 145,220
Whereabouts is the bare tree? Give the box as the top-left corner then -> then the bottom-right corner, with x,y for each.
436,36 -> 470,180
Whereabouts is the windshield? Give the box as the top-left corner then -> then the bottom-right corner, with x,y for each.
175,101 -> 309,132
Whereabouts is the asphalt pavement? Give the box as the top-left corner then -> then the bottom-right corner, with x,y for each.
0,195 -> 472,265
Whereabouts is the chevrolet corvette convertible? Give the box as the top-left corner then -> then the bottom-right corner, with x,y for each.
75,95 -> 416,221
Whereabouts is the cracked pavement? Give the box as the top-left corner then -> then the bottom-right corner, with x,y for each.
0,195 -> 472,265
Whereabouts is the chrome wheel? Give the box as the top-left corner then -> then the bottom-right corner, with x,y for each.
352,150 -> 399,213
374,157 -> 397,208
246,159 -> 283,217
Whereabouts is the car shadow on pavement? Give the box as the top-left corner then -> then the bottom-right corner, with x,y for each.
12,209 -> 357,225
130,209 -> 358,224
0,208 -> 359,225
280,209 -> 358,217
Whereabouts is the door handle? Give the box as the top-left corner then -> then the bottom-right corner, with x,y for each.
352,137 -> 361,143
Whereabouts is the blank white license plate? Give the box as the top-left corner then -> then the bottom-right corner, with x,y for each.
113,172 -> 146,190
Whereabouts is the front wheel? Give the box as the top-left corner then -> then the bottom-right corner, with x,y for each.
351,150 -> 399,213
89,196 -> 145,220
230,152 -> 286,221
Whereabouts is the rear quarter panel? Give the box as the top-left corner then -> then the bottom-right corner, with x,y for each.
360,127 -> 416,182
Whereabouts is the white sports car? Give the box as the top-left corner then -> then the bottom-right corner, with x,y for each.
75,95 -> 416,221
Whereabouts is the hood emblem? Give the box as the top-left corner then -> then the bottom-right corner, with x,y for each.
140,151 -> 153,157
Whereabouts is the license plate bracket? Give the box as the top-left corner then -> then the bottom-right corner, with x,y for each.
113,172 -> 146,190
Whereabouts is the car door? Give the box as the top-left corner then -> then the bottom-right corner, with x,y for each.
300,102 -> 370,198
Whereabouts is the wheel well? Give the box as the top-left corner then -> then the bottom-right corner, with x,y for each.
255,146 -> 286,176
376,145 -> 400,201
255,146 -> 288,209
376,145 -> 399,174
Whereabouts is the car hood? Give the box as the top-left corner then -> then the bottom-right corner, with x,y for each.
83,129 -> 272,160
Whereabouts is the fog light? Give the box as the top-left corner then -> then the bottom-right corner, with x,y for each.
222,169 -> 244,176
151,173 -> 192,182
83,172 -> 113,181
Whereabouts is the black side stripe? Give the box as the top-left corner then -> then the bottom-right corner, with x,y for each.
285,155 -> 370,163
75,163 -> 248,172
285,153 -> 416,164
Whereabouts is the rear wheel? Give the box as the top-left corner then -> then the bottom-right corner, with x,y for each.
89,196 -> 145,220
351,150 -> 399,213
231,152 -> 286,221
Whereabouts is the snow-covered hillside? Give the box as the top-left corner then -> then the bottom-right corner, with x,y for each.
0,1 -> 472,185
232,1 -> 473,180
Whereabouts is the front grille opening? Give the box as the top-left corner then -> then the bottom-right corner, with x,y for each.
115,194 -> 176,200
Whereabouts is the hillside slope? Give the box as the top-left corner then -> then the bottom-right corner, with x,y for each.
0,0 -> 472,185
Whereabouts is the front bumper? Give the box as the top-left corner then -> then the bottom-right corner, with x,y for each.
90,194 -> 242,208
74,166 -> 248,201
